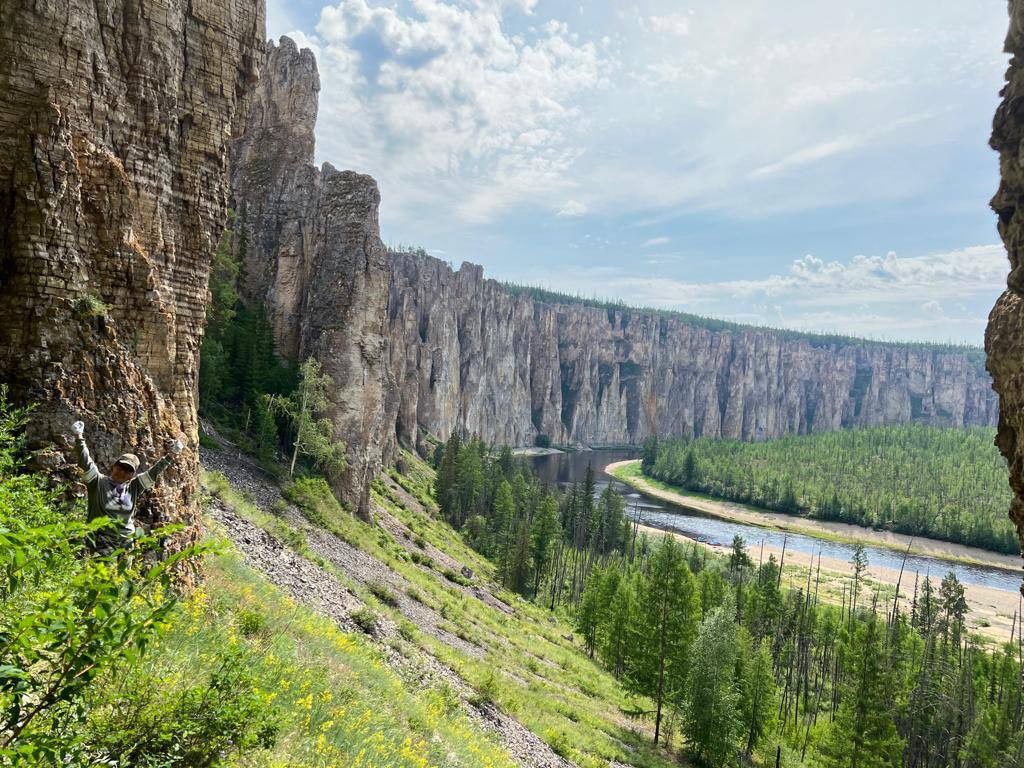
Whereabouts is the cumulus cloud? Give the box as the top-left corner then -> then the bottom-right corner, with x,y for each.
297,0 -> 608,224
644,13 -> 690,36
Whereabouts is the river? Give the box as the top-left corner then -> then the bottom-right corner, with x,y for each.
529,449 -> 1022,594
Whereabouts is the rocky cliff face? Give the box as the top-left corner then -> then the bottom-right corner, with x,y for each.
988,0 -> 1024,553
386,251 -> 997,452
0,0 -> 263,536
230,38 -> 388,517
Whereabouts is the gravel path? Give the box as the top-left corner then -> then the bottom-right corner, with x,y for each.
201,447 -> 576,768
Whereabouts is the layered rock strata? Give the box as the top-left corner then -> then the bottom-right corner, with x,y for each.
230,38 -> 388,517
0,0 -> 263,536
385,252 -> 997,453
987,0 -> 1024,553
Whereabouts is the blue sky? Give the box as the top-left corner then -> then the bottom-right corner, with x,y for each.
269,0 -> 1010,344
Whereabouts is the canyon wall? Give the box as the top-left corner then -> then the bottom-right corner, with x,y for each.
988,0 -> 1024,553
385,251 -> 997,453
0,0 -> 263,536
230,38 -> 388,517
231,37 -> 998,518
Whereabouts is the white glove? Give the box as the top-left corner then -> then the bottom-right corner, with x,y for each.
71,420 -> 85,437
171,439 -> 184,456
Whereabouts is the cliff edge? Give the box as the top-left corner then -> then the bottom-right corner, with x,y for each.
988,0 -> 1024,556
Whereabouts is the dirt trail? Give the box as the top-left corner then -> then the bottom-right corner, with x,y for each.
202,449 -> 574,768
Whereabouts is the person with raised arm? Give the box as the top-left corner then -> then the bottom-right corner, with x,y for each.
70,420 -> 183,553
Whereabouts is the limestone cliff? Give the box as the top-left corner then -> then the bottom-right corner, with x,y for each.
0,0 -> 263,536
230,38 -> 388,517
988,0 -> 1024,552
385,251 -> 997,453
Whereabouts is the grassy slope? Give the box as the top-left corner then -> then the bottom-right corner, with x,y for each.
375,456 -> 674,767
198,449 -> 682,768
135,548 -> 516,768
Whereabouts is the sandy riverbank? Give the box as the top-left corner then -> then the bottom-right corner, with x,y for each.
607,460 -> 1022,573
635,522 -> 1021,642
607,459 -> 1024,642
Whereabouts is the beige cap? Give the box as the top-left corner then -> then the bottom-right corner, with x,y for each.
114,453 -> 140,473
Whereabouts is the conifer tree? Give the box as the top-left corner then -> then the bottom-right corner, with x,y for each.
685,606 -> 741,766
630,537 -> 700,745
822,614 -> 903,768
530,494 -> 559,596
737,632 -> 778,758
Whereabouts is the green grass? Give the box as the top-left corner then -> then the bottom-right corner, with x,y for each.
141,546 -> 518,768
211,449 -> 684,768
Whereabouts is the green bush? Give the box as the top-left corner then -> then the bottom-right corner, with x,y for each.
84,649 -> 279,767
237,608 -> 268,637
368,580 -> 398,607
351,607 -> 379,636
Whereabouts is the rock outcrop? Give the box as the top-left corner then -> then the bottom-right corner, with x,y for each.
0,0 -> 263,535
987,0 -> 1024,553
385,251 -> 997,453
230,38 -> 389,517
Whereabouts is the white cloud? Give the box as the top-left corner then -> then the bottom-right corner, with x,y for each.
303,0 -> 609,224
643,236 -> 670,246
644,13 -> 690,36
557,200 -> 588,217
517,244 -> 1006,342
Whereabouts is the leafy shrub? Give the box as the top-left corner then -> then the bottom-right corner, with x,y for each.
470,669 -> 500,707
534,433 -> 551,449
442,568 -> 470,586
237,609 -> 268,637
368,580 -> 398,607
85,649 -> 279,767
351,607 -> 379,636
410,550 -> 434,568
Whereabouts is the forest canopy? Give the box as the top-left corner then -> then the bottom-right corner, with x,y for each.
642,425 -> 1016,554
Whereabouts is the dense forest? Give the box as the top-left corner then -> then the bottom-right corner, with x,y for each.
641,426 -> 1017,554
434,433 -> 1024,766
